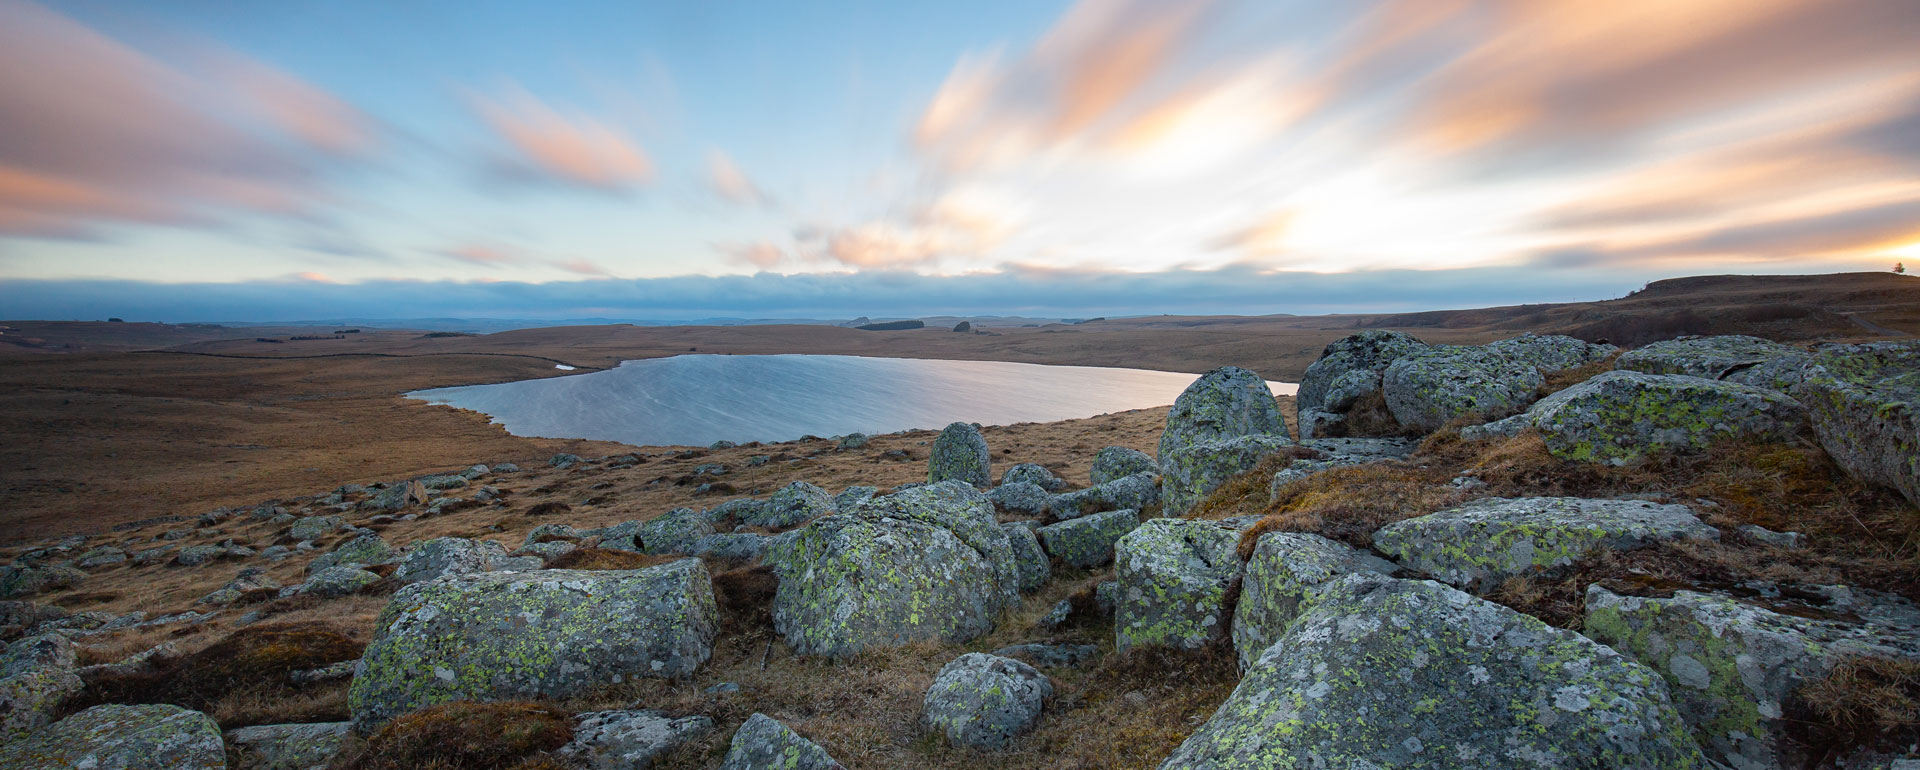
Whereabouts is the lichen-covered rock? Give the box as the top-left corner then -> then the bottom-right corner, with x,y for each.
1382,345 -> 1547,432
928,422 -> 992,488
1000,463 -> 1065,491
1584,584 -> 1920,770
771,482 -> 1018,656
706,498 -> 773,528
1090,446 -> 1156,485
1485,333 -> 1617,372
987,481 -> 1050,516
197,568 -> 281,605
758,482 -> 834,528
348,559 -> 717,732
0,563 -> 85,599
368,480 -> 427,511
1616,335 -> 1808,390
690,533 -> 769,561
1232,532 -> 1397,669
173,544 -> 228,567
720,713 -> 844,770
227,721 -> 349,770
1373,497 -> 1718,592
993,643 -> 1100,669
1162,574 -> 1704,770
307,533 -> 398,574
1036,509 -> 1141,569
832,486 -> 877,511
2,633 -> 83,742
76,547 -> 127,569
0,703 -> 226,770
394,537 -> 528,583
1268,438 -> 1418,498
1000,523 -> 1050,593
922,652 -> 1053,751
1158,366 -> 1289,462
1114,519 -> 1241,652
286,516 -> 343,541
1793,340 -> 1920,507
1519,371 -> 1807,464
1160,434 -> 1294,515
1047,471 -> 1159,521
557,709 -> 714,770
284,566 -> 379,599
637,508 -> 719,554
550,453 -> 584,468
1296,330 -> 1428,438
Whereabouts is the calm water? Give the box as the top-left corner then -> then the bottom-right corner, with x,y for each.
408,354 -> 1296,447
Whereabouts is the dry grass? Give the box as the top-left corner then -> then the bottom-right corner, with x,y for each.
68,621 -> 364,728
545,547 -> 676,571
1788,656 -> 1920,764
1231,463 -> 1465,556
339,701 -> 574,770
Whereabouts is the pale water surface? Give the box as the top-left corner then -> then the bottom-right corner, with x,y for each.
408,354 -> 1296,447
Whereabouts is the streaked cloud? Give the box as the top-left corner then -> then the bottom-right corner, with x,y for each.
706,150 -> 771,206
468,85 -> 654,192
442,244 -> 523,266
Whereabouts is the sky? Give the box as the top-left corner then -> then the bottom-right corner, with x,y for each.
1,0 -> 1916,321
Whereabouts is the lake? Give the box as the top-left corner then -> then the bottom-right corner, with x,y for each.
407,354 -> 1296,447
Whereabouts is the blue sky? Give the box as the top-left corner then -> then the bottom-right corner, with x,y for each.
1,0 -> 1916,320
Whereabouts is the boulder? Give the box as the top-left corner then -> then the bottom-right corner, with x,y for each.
1518,371 -> 1807,464
928,422 -> 991,488
1296,330 -> 1428,438
1036,509 -> 1141,569
227,721 -> 349,770
987,481 -> 1050,516
1000,463 -> 1065,491
1,633 -> 83,742
285,567 -> 380,599
1157,366 -> 1289,462
637,508 -> 719,554
368,480 -> 428,511
0,564 -> 84,599
1113,519 -> 1241,652
1585,584 -> 1920,770
999,523 -> 1050,593
1485,333 -> 1617,372
1373,497 -> 1719,592
197,568 -> 281,605
556,709 -> 714,770
1090,446 -> 1157,485
719,713 -> 844,770
1160,434 -> 1294,515
1382,345 -> 1547,432
1232,532 -> 1397,669
742,481 -> 828,529
689,533 -> 769,561
992,643 -> 1101,669
769,482 -> 1018,656
1162,574 -> 1704,770
348,559 -> 717,732
76,547 -> 127,569
0,703 -> 226,770
307,533 -> 398,574
394,537 -> 534,583
1616,335 -> 1808,390
1047,472 -> 1159,521
1793,340 -> 1920,507
831,486 -> 877,511
922,653 -> 1053,751
1268,437 -> 1418,498
550,453 -> 584,468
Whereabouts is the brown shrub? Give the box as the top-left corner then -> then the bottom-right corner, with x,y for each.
1184,446 -> 1321,522
1787,656 -> 1920,764
545,548 -> 674,571
71,621 -> 363,727
1067,644 -> 1240,768
712,565 -> 778,631
344,701 -> 574,770
1239,463 -> 1462,555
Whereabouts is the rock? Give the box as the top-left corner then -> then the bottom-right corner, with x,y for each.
1232,532 -> 1397,669
557,709 -> 714,770
493,462 -> 520,473
1382,344 -> 1547,432
227,721 -> 349,770
287,659 -> 356,686
992,643 -> 1100,669
1,633 -> 83,742
1485,333 -> 1617,372
394,537 -> 527,583
550,453 -> 584,468
1160,434 -> 1294,515
1585,584 -> 1920,770
1163,574 -> 1703,769
1157,366 -> 1289,464
922,652 -> 1053,751
287,566 -> 380,599
0,564 -> 84,598
1516,371 -> 1808,464
631,508 -> 717,555
832,486 -> 877,510
1373,497 -> 1718,592
1296,330 -> 1428,438
1794,340 -> 1920,507
1113,519 -> 1241,652
1000,463 -> 1065,491
1036,509 -> 1141,569
759,482 -> 833,529
419,474 -> 468,491
348,559 -> 717,732
1000,523 -> 1050,593
1736,524 -> 1806,549
987,481 -> 1050,516
1047,471 -> 1160,521
1090,446 -> 1157,486
461,464 -> 491,479
368,480 -> 428,511
1616,335 -> 1809,390
704,498 -> 772,529
76,547 -> 127,569
2,704 -> 225,768
197,568 -> 281,605
1268,438 -> 1418,498
173,545 -> 228,567
770,482 -> 1018,656
131,546 -> 176,566
307,533 -> 398,574
0,600 -> 68,636
836,433 -> 869,450
719,713 -> 844,770
689,533 -> 769,561
928,422 -> 991,488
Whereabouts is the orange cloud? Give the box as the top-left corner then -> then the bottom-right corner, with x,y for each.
206,50 -> 377,155
707,150 -> 770,206
292,271 -> 337,283
469,86 -> 653,191
716,241 -> 785,269
553,258 -> 615,277
443,244 -> 522,265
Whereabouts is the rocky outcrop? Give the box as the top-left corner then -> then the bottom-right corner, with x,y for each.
1793,340 -> 1920,507
1513,371 -> 1807,464
1114,519 -> 1241,652
227,722 -> 349,770
1157,366 -> 1289,460
1000,463 -> 1065,491
1090,446 -> 1157,485
556,709 -> 714,770
1047,472 -> 1159,521
761,482 -> 835,529
1585,584 -> 1920,770
637,508 -> 720,554
1000,523 -> 1050,593
1485,333 -> 1617,372
1232,532 -> 1396,669
2,633 -> 83,742
1160,435 -> 1293,514
1036,509 -> 1140,569
928,422 -> 991,488
1296,330 -> 1428,438
348,559 -> 717,732
922,653 -> 1053,751
393,537 -> 534,583
0,563 -> 84,599
1382,345 -> 1547,432
283,566 -> 380,599
769,482 -> 1019,656
1268,438 -> 1417,498
1373,497 -> 1719,591
1616,335 -> 1809,391
1162,574 -> 1704,770
0,703 -> 227,769
720,714 -> 844,770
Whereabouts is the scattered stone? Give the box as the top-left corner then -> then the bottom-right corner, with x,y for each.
992,643 -> 1100,669
922,652 -> 1053,752
288,659 -> 357,686
493,462 -> 520,473
1232,532 -> 1397,669
689,533 -> 769,561
0,703 -> 226,769
394,537 -> 531,583
719,713 -> 844,770
692,463 -> 728,476
1113,519 -> 1240,652
259,545 -> 294,562
837,433 -> 869,450
198,567 -> 281,605
1157,366 -> 1289,462
759,481 -> 834,529
1036,509 -> 1141,569
1047,471 -> 1159,521
131,545 -> 177,566
307,533 -> 398,574
368,480 -> 428,511
349,559 -> 717,732
1267,437 -> 1418,498
172,544 -> 228,567
1089,446 -> 1156,486
999,523 -> 1050,593
928,422 -> 991,488
1373,497 -> 1718,591
1164,574 -> 1703,769
76,547 -> 127,569
1296,330 -> 1429,438
1000,463 -> 1066,491
550,453 -> 584,468
227,721 -> 350,770
285,566 -> 380,599
1511,370 -> 1808,464
1736,524 -> 1807,549
1,633 -> 83,742
419,474 -> 468,490
1160,434 -> 1294,515
987,481 -> 1050,516
1794,340 -> 1920,507
0,564 -> 84,598
627,508 -> 715,555
1382,344 -> 1548,432
557,709 -> 715,770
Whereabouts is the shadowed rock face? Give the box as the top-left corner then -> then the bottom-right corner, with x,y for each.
999,523 -> 1051,593
1,633 -> 83,742
0,703 -> 227,770
1297,330 -> 1428,438
928,422 -> 991,488
226,722 -> 351,770
347,560 -> 717,733
1160,434 -> 1294,515
1163,574 -> 1706,770
1793,340 -> 1920,508
1372,497 -> 1720,592
1047,472 -> 1160,521
1036,509 -> 1140,569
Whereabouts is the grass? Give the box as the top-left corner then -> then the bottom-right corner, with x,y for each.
544,547 -> 675,570
69,621 -> 364,728
1788,656 -> 1920,764
339,701 -> 574,770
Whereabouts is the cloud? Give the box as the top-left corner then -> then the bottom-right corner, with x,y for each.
715,241 -> 785,270
468,85 -> 654,192
442,244 -> 522,265
552,258 -> 615,277
290,271 -> 337,283
0,0 -> 375,237
706,150 -> 771,206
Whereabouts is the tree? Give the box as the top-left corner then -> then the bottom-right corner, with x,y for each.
1896,262 -> 1906,274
